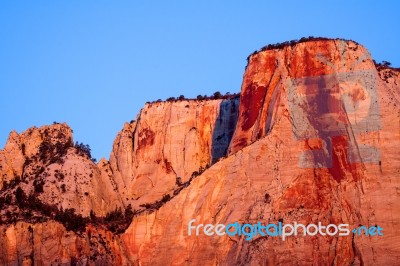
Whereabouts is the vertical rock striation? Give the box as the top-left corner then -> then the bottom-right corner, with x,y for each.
0,38 -> 399,265
108,98 -> 239,208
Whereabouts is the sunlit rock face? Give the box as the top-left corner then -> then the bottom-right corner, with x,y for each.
119,39 -> 400,265
229,39 -> 381,155
108,98 -> 239,209
0,123 -> 124,217
0,39 -> 399,265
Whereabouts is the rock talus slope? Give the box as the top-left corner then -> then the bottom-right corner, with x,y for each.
0,38 -> 399,265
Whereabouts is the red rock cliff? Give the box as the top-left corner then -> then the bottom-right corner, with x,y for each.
0,38 -> 399,265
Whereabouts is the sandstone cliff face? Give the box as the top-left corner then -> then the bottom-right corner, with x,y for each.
0,124 -> 73,188
0,124 -> 123,217
118,39 -> 400,265
229,39 -> 379,154
108,99 -> 239,209
0,39 -> 399,265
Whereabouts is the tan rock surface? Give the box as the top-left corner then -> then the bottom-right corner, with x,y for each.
0,123 -> 123,216
108,99 -> 239,209
120,39 -> 400,265
0,38 -> 399,265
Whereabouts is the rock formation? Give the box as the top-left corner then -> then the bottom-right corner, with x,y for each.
108,99 -> 239,209
0,38 -> 399,265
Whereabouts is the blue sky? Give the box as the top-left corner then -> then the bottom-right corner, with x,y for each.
1,1 -> 399,160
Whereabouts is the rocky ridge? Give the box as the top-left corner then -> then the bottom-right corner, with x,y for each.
0,38 -> 399,265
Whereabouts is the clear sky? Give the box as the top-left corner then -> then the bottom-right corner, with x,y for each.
1,1 -> 399,160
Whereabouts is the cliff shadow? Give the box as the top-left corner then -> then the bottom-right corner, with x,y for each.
211,98 -> 240,164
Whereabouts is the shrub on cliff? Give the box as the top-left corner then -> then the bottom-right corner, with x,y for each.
213,91 -> 222,99
55,207 -> 88,232
105,207 -> 124,222
161,194 -> 171,203
258,36 -> 359,52
15,187 -> 27,205
124,204 -> 134,222
33,179 -> 45,193
38,138 -> 72,164
74,141 -> 97,163
101,205 -> 137,233
166,97 -> 176,101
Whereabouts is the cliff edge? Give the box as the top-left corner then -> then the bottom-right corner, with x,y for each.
0,38 -> 399,265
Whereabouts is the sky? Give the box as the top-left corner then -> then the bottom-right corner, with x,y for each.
1,1 -> 399,160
